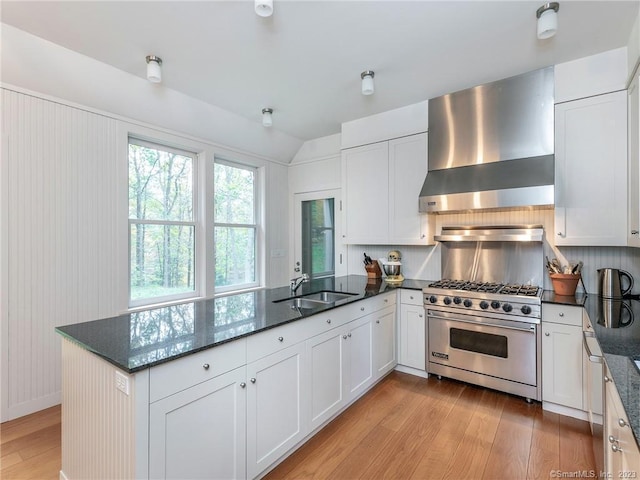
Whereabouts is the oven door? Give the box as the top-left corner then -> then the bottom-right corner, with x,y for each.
428,309 -> 538,386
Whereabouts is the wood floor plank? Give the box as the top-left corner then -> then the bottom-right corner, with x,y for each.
482,394 -> 538,479
527,408 -> 561,479
0,406 -> 60,444
442,387 -> 507,480
558,414 -> 596,472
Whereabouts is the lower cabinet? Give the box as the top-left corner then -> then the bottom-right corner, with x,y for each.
149,366 -> 247,480
604,364 -> 640,474
146,294 -> 397,480
541,304 -> 583,411
246,343 -> 307,480
398,290 -> 425,370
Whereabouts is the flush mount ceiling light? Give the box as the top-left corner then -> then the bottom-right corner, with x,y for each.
262,108 -> 273,127
536,2 -> 560,40
361,70 -> 375,96
145,55 -> 162,83
255,0 -> 273,17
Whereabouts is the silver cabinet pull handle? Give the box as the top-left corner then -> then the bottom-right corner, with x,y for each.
545,332 -> 550,336
240,382 -> 246,388
384,299 -> 388,303
557,232 -> 563,236
376,320 -> 380,324
609,435 -> 617,444
618,418 -> 628,427
342,334 -> 348,339
203,363 -> 210,370
326,319 -> 331,324
559,312 -> 564,317
278,336 -> 284,342
360,307 -> 365,311
250,378 -> 256,383
348,333 -> 352,338
418,314 -> 423,318
604,375 -> 611,383
612,444 -> 623,453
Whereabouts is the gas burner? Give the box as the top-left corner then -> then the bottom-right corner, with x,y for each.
500,284 -> 540,296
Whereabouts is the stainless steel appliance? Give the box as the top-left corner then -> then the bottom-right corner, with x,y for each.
424,225 -> 544,401
419,67 -> 554,214
597,268 -> 634,299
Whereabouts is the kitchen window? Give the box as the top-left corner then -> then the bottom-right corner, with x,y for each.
214,160 -> 259,292
128,138 -> 197,306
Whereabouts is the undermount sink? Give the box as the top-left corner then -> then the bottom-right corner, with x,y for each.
273,290 -> 358,309
299,291 -> 358,303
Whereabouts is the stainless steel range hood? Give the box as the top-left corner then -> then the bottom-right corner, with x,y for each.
419,67 -> 555,214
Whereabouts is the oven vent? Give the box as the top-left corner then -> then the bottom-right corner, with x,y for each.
434,225 -> 544,242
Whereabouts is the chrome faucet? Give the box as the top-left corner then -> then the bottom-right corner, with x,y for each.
290,273 -> 309,294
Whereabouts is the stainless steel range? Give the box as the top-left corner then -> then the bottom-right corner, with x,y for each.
425,225 -> 544,402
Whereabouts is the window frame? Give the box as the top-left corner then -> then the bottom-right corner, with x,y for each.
213,158 -> 261,294
127,137 -> 200,308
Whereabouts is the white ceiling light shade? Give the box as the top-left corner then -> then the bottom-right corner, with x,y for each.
255,0 -> 273,17
536,2 -> 560,40
262,108 -> 273,127
145,55 -> 162,83
361,70 -> 375,96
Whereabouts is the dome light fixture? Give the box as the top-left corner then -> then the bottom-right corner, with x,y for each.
536,2 -> 560,40
255,0 -> 273,17
145,55 -> 163,83
361,70 -> 375,96
262,108 -> 273,127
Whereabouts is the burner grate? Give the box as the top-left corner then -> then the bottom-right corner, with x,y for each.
428,279 -> 540,297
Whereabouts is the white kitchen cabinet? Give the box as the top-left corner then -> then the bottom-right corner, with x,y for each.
246,342 -> 307,480
346,314 -> 375,399
342,141 -> 389,244
604,365 -> 640,474
342,133 -> 434,245
148,366 -> 247,480
628,72 -> 640,247
542,304 -> 583,411
373,304 -> 397,379
554,90 -> 628,246
398,290 -> 426,371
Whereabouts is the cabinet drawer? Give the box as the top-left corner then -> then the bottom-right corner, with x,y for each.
150,339 -> 247,403
246,317 -> 316,364
542,303 -> 582,326
400,289 -> 423,306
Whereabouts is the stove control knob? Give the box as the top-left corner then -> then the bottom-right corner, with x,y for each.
521,305 -> 532,315
491,300 -> 500,309
480,301 -> 489,310
453,296 -> 462,305
463,299 -> 472,308
502,303 -> 513,313
429,295 -> 438,304
443,297 -> 452,305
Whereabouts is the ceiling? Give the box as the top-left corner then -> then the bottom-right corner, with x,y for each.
1,1 -> 638,141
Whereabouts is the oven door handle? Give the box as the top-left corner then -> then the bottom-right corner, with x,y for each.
428,314 -> 537,333
583,331 -> 603,364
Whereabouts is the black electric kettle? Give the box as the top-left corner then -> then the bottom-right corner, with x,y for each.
597,268 -> 634,299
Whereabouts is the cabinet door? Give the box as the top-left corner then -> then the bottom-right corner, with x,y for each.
149,366 -> 247,480
555,91 -> 627,246
306,327 -> 346,431
342,141 -> 389,244
346,315 -> 374,399
246,343 -> 307,479
541,322 -> 583,409
388,133 -> 432,244
628,73 -> 640,247
373,305 -> 397,379
399,303 -> 426,370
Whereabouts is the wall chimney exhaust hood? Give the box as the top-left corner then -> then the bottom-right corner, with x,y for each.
419,67 -> 555,214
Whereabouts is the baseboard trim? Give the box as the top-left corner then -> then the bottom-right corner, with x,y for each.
394,364 -> 429,379
542,401 -> 589,421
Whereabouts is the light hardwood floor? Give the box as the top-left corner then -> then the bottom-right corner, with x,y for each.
1,372 -> 595,480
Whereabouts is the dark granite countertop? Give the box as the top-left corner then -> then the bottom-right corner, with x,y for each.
56,275 -> 431,374
543,292 -> 640,448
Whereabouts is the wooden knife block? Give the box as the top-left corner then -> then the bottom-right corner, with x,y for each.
365,262 -> 382,279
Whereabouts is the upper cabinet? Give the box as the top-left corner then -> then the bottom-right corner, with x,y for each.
628,72 -> 640,247
342,133 -> 434,245
554,90 -> 628,246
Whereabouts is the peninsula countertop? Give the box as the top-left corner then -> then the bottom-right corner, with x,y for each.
56,275 -> 432,374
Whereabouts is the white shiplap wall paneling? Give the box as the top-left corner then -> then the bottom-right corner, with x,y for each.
2,89 -> 120,420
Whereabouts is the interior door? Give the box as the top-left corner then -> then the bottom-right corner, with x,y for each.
293,189 -> 345,278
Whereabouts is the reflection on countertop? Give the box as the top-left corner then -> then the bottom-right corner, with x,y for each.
56,275 -> 431,374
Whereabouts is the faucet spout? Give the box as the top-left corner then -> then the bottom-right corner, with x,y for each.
290,273 -> 309,294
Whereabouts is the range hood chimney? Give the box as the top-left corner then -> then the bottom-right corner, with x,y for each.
419,67 -> 555,214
